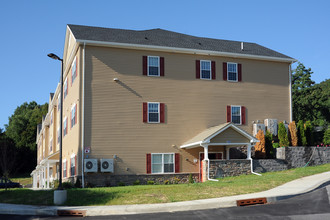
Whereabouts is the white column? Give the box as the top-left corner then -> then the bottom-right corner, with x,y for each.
226,146 -> 230,159
43,167 -> 46,188
33,173 -> 37,188
247,144 -> 252,159
47,162 -> 50,189
38,170 -> 41,188
203,144 -> 209,160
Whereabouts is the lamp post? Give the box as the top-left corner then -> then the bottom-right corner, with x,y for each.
47,53 -> 63,190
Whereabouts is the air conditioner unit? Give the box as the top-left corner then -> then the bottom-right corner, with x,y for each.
84,159 -> 98,172
100,159 -> 114,173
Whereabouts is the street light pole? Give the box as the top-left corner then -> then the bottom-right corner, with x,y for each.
47,53 -> 63,190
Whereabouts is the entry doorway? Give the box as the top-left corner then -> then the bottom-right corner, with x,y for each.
199,152 -> 223,181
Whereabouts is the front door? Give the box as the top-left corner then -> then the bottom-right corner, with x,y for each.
199,152 -> 223,181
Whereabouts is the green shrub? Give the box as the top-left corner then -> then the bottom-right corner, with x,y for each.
189,173 -> 194,184
278,122 -> 289,147
297,120 -> 307,146
323,128 -> 330,145
118,182 -> 125,186
53,180 -> 59,189
133,180 -> 140,185
147,180 -> 154,185
62,181 -> 73,189
272,143 -> 280,148
74,178 -> 81,188
265,130 -> 274,158
304,121 -> 314,146
86,182 -> 95,188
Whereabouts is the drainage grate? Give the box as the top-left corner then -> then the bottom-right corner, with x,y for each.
236,197 -> 267,206
57,210 -> 86,217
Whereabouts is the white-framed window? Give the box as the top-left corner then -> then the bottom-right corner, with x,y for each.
70,154 -> 75,176
63,159 -> 67,178
63,117 -> 68,136
64,78 -> 68,98
151,153 -> 174,174
148,102 -> 160,123
231,106 -> 241,124
200,60 -> 211,80
227,63 -> 238,82
57,94 -> 61,112
148,56 -> 160,76
57,126 -> 60,145
71,104 -> 77,128
71,57 -> 77,84
49,138 -> 53,152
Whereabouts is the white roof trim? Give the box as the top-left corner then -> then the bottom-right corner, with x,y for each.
180,141 -> 203,149
76,39 -> 297,63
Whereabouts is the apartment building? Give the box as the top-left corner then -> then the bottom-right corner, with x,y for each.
31,24 -> 295,188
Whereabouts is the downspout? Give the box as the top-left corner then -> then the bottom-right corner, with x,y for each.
248,143 -> 262,176
81,42 -> 86,188
200,143 -> 219,182
249,158 -> 262,176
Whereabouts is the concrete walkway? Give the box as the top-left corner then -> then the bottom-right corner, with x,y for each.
1,171 -> 330,216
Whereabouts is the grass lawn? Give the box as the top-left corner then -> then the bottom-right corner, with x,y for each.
0,163 -> 329,206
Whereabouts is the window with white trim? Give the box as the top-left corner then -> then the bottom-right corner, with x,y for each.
49,138 -> 53,152
148,102 -> 159,123
200,60 -> 211,79
148,56 -> 160,76
71,57 -> 77,84
70,155 -> 75,176
63,117 -> 68,136
151,153 -> 174,174
227,63 -> 238,82
57,126 -> 60,145
231,106 -> 241,124
71,104 -> 76,128
63,160 -> 67,178
57,94 -> 61,112
64,78 -> 68,98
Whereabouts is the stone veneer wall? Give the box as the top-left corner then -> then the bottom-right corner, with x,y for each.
78,173 -> 199,187
209,160 -> 251,178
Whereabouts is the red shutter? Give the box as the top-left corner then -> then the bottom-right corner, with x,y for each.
146,153 -> 151,174
227,105 -> 231,122
160,57 -> 164,76
241,106 -> 246,125
75,104 -> 77,125
223,62 -> 227,81
238,63 -> 242,82
143,102 -> 148,122
196,60 -> 200,79
175,153 -> 180,173
143,56 -> 147,75
160,103 -> 165,123
211,61 -> 216,80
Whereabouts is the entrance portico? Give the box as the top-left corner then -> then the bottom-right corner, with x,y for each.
180,123 -> 258,182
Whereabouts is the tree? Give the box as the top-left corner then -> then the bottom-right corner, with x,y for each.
323,128 -> 330,145
304,121 -> 314,146
265,130 -> 274,158
278,122 -> 289,147
288,121 -> 298,146
0,130 -> 18,181
4,101 -> 48,174
255,130 -> 266,159
297,120 -> 307,146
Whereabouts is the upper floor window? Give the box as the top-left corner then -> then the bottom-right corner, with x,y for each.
49,138 -> 53,152
71,104 -> 77,128
63,117 -> 68,136
152,153 -> 174,174
228,63 -> 237,82
64,78 -> 68,98
200,60 -> 211,79
57,94 -> 61,112
148,56 -> 160,76
70,155 -> 76,176
71,57 -> 77,84
226,105 -> 246,125
57,126 -> 60,145
63,160 -> 67,178
143,102 -> 165,123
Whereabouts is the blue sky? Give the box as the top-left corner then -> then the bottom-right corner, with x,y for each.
0,0 -> 329,130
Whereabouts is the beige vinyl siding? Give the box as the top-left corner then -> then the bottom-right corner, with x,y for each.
210,128 -> 249,143
83,46 -> 290,175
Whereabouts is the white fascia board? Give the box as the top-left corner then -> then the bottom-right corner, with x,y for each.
76,39 -> 297,63
180,141 -> 203,149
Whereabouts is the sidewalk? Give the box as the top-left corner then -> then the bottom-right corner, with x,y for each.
1,171 -> 330,216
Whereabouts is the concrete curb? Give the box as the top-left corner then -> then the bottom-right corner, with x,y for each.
1,171 -> 330,216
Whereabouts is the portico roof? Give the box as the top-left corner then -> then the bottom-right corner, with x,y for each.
180,123 -> 258,149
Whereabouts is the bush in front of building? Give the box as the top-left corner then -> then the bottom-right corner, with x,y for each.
297,120 -> 307,146
288,121 -> 298,146
305,121 -> 314,146
323,128 -> 330,145
255,130 -> 266,158
278,122 -> 289,147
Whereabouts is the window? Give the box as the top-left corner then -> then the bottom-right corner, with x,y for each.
49,139 -> 53,152
71,57 -> 77,84
64,78 -> 68,98
148,56 -> 160,76
63,160 -> 67,178
148,102 -> 159,123
227,63 -> 238,82
231,106 -> 241,124
57,127 -> 60,144
200,60 -> 211,79
152,153 -> 174,174
70,155 -> 75,176
71,104 -> 77,128
63,117 -> 68,136
57,94 -> 61,112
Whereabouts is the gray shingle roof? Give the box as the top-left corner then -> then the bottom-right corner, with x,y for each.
68,24 -> 293,60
